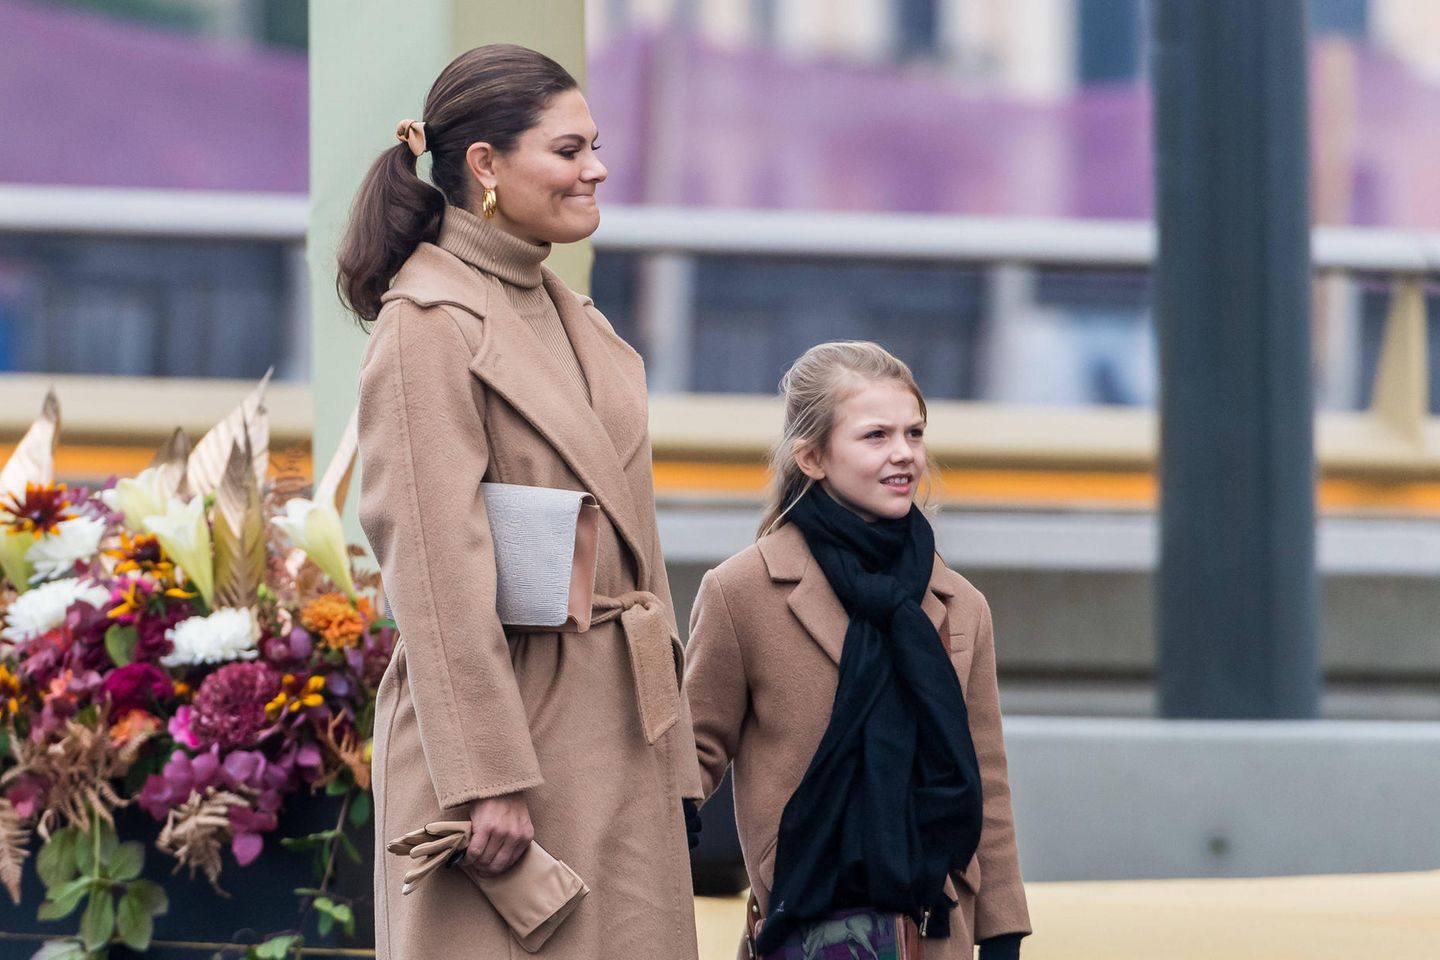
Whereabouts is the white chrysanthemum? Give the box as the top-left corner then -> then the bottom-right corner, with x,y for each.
0,577 -> 112,645
25,516 -> 107,582
161,607 -> 260,668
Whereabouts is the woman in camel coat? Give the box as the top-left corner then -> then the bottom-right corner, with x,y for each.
343,46 -> 702,959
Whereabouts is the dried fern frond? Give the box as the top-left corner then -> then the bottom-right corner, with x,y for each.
316,714 -> 370,792
1,712 -> 150,837
0,797 -> 31,905
157,787 -> 253,895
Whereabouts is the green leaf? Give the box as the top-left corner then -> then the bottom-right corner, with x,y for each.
29,939 -> 87,960
116,884 -> 157,951
126,879 -> 168,917
97,821 -> 119,864
35,877 -> 92,921
331,902 -> 355,936
106,842 -> 144,882
254,934 -> 303,959
324,778 -> 348,797
71,833 -> 93,878
36,831 -> 79,889
103,624 -> 138,668
313,896 -> 334,915
348,792 -> 371,827
316,911 -> 334,937
338,833 -> 362,864
79,889 -> 115,951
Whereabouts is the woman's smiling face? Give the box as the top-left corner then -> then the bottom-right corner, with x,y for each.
468,88 -> 607,245
797,379 -> 927,522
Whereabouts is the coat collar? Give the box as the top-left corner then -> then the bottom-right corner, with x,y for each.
757,521 -> 957,665
382,243 -> 653,584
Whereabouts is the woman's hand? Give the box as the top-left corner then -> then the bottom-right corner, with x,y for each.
464,792 -> 534,876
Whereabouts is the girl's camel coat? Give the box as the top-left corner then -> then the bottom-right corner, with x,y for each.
357,241 -> 703,960
686,522 -> 1031,958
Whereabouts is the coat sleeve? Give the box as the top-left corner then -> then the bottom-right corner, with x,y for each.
965,598 -> 1032,940
357,301 -> 543,811
683,570 -> 750,803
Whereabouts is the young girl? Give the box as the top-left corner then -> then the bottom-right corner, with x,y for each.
685,341 -> 1030,959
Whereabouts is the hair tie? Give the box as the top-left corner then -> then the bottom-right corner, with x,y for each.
395,119 -> 428,157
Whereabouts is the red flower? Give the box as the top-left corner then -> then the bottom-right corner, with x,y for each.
101,663 -> 172,718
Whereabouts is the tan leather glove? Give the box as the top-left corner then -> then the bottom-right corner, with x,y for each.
386,820 -> 590,954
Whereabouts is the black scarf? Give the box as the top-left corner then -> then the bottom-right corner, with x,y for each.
755,485 -> 984,953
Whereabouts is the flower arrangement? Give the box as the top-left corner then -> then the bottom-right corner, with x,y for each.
0,382 -> 389,960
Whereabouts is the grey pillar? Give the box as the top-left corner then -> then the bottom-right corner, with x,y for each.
1150,0 -> 1320,718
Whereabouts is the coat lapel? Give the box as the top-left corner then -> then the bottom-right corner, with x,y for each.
543,270 -> 650,469
760,524 -> 959,664
383,245 -> 652,585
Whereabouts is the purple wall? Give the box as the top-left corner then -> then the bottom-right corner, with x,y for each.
4,4 -> 1438,228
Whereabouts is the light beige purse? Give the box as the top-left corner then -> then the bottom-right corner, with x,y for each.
389,820 -> 590,953
480,482 -> 600,632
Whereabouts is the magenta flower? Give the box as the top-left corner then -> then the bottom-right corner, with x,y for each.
189,662 -> 280,750
168,705 -> 200,749
102,662 -> 171,718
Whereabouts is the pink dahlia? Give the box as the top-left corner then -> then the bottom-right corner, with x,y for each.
189,662 -> 280,750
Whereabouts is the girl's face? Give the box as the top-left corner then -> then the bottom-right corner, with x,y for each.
467,88 -> 607,245
797,380 -> 927,522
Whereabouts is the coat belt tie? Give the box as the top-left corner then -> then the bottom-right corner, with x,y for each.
591,591 -> 683,745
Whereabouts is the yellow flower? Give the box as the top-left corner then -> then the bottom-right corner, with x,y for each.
0,483 -> 75,538
0,665 -> 23,716
143,497 -> 214,610
108,580 -> 149,620
265,673 -> 327,720
106,467 -> 171,533
273,499 -> 357,602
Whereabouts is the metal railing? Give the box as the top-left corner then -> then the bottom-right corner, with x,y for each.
2,184 -> 1438,480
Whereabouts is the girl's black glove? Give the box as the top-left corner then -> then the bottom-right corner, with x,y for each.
682,799 -> 703,850
979,933 -> 1023,960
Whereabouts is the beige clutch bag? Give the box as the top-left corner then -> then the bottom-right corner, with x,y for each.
389,820 -> 590,953
481,482 -> 600,632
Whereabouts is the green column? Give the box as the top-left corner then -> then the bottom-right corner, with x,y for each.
1150,0 -> 1320,718
307,0 -> 589,526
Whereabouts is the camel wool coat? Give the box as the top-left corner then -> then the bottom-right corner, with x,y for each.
685,522 -> 1031,959
357,240 -> 703,960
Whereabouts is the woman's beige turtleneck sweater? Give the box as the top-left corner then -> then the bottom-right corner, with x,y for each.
436,205 -> 592,405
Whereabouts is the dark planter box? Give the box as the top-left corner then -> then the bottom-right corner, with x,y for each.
0,795 -> 375,959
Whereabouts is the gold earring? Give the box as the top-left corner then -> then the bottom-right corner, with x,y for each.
481,186 -> 498,219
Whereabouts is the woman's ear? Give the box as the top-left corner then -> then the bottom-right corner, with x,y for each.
464,142 -> 499,190
794,441 -> 826,481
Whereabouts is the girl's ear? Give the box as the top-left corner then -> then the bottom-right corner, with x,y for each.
794,441 -> 826,481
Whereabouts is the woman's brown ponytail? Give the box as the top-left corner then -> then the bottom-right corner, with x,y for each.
336,143 -> 446,324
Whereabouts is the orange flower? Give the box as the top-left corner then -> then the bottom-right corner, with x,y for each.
109,710 -> 161,745
264,673 -> 327,720
0,483 -> 75,538
300,593 -> 370,650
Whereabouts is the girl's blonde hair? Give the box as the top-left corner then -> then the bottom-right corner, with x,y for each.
757,341 -> 932,538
